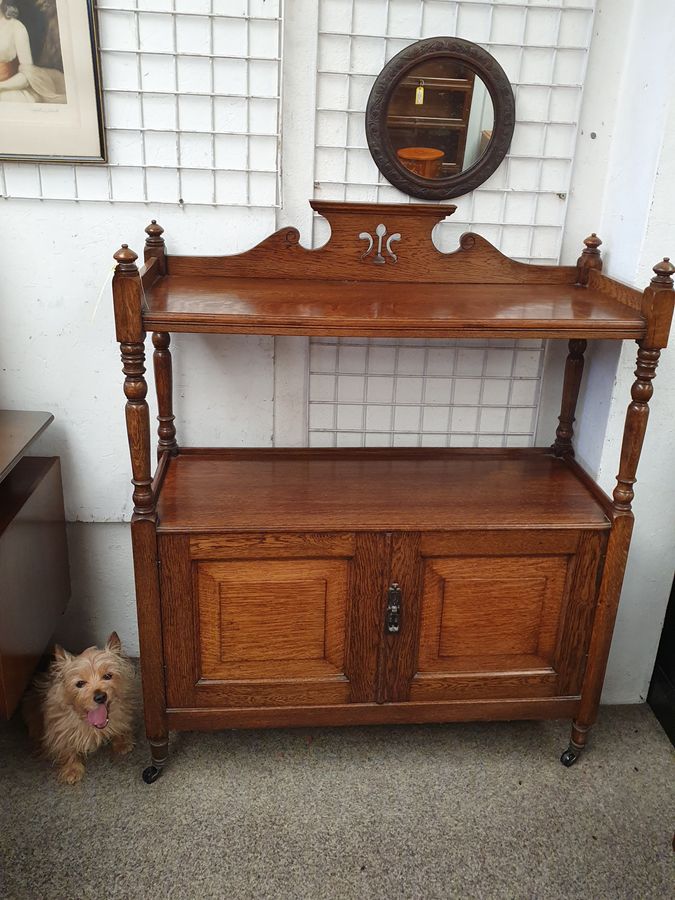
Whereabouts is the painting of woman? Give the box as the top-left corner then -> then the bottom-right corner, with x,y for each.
0,1 -> 66,103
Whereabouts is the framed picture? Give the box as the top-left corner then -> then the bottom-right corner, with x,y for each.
0,0 -> 106,162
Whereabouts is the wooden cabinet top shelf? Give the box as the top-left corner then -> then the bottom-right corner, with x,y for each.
113,201 -> 665,342
119,201 -> 651,342
154,448 -> 612,533
142,274 -> 645,339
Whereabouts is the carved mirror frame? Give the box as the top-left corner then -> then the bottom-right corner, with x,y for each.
365,37 -> 516,201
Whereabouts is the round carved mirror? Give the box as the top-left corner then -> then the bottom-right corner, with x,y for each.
366,37 -> 515,200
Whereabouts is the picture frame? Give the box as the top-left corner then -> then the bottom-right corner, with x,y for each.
0,0 -> 106,163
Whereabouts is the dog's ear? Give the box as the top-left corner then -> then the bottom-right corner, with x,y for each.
53,644 -> 72,663
105,632 -> 122,655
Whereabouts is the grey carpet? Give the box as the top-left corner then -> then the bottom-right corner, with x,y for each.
0,705 -> 673,900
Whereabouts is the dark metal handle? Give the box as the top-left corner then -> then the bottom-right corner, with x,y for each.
386,582 -> 401,634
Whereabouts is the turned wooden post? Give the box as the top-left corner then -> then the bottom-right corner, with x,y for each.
611,344 -> 661,510
576,233 -> 602,286
144,220 -> 178,459
612,257 -> 675,510
112,242 -> 168,767
563,257 -> 675,764
152,332 -> 178,459
552,339 -> 587,457
112,245 -> 154,522
554,232 -> 602,459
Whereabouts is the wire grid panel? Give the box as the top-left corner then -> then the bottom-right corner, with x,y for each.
308,337 -> 545,448
0,0 -> 283,207
311,0 -> 593,449
314,0 -> 596,264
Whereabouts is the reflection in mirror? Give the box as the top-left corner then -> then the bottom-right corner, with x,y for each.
387,59 -> 494,181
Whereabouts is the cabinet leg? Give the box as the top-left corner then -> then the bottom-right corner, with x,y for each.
560,720 -> 590,768
142,738 -> 168,784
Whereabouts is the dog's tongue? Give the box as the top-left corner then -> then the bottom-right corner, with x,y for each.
87,705 -> 108,728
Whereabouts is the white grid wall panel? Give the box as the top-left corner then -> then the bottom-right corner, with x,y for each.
311,0 -> 594,449
309,337 -> 545,449
314,0 -> 595,262
0,0 -> 283,207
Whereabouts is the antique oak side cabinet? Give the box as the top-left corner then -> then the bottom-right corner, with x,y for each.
110,201 -> 673,783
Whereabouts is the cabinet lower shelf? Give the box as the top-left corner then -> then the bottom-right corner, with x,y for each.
155,447 -> 611,533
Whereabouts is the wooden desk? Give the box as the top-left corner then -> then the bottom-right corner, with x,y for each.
0,411 -> 70,718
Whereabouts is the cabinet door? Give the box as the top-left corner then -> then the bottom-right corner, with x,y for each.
160,532 -> 386,708
385,530 -> 605,703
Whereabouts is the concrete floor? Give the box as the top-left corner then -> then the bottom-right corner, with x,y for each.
0,704 -> 673,899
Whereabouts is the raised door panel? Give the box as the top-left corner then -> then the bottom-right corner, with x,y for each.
417,555 -> 567,675
406,530 -> 604,702
197,559 -> 347,681
160,532 -> 386,709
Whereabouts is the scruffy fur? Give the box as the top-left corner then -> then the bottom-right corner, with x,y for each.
23,632 -> 135,784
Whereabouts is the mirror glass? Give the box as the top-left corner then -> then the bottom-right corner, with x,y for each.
386,59 -> 494,181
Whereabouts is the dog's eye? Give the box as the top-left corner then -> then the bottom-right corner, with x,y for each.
75,680 -> 86,688
102,673 -> 113,680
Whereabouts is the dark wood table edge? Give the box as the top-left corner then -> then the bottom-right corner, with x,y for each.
0,411 -> 54,482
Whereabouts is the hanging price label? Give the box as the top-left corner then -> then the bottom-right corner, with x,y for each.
415,84 -> 425,105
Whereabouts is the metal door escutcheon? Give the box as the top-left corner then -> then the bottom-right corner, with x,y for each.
386,582 -> 402,633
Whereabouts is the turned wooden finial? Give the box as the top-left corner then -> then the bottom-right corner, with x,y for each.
651,257 -> 674,287
144,220 -> 166,272
576,233 -> 603,286
114,244 -> 139,275
583,233 -> 602,252
145,220 -> 165,249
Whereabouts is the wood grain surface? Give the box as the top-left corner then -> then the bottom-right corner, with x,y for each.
420,556 -> 568,661
155,449 -> 611,533
196,557 -> 348,680
143,276 -> 645,339
404,528 -> 601,704
410,550 -> 571,703
555,530 -> 606,695
587,268 -> 642,311
376,531 -> 423,704
162,202 -> 579,286
161,531 -> 383,710
165,696 -> 580,730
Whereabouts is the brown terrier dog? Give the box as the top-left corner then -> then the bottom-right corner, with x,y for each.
23,632 -> 135,784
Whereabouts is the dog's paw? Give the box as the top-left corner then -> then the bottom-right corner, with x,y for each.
58,760 -> 85,784
112,734 -> 134,755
